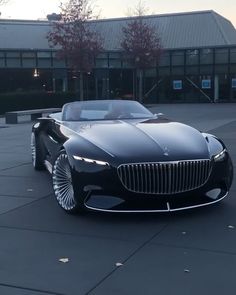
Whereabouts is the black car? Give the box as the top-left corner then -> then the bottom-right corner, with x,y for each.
31,100 -> 233,213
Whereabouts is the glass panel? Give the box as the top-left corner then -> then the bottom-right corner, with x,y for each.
172,51 -> 184,66
6,52 -> 20,58
38,59 -> 52,68
159,52 -> 170,66
230,48 -> 236,63
200,65 -> 213,74
37,51 -> 52,58
230,64 -> 236,74
0,52 -> 5,58
0,59 -> 5,67
186,66 -> 199,75
97,52 -> 108,59
109,59 -> 121,68
172,66 -> 184,75
22,52 -> 35,58
145,68 -> 156,78
200,48 -> 213,64
158,67 -> 170,76
186,49 -> 199,65
22,59 -> 36,68
122,59 -> 133,68
7,58 -> 21,67
109,52 -> 120,59
53,59 -> 66,68
95,59 -> 108,68
214,65 -> 228,74
215,48 -> 228,64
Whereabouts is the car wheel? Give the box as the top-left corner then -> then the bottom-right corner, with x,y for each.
31,132 -> 45,170
52,151 -> 85,213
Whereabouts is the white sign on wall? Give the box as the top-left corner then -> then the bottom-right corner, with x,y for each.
232,78 -> 236,88
173,80 -> 182,90
202,79 -> 211,89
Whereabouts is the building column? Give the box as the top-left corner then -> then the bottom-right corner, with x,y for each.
214,75 -> 219,102
62,77 -> 68,92
52,78 -> 56,93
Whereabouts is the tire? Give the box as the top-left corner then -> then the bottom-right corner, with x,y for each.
31,132 -> 45,170
52,151 -> 85,213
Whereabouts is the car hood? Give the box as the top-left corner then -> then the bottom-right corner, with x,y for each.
63,119 -> 210,163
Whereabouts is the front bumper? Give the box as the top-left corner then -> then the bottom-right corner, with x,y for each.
71,154 -> 233,213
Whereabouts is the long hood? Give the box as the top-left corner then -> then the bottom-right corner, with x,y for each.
63,119 -> 210,163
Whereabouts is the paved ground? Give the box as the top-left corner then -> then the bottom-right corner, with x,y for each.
0,103 -> 235,295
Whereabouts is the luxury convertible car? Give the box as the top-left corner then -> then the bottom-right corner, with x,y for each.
31,100 -> 233,213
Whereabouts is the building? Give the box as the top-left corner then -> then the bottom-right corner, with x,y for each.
0,10 -> 236,102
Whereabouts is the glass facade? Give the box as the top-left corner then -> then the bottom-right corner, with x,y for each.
0,46 -> 235,102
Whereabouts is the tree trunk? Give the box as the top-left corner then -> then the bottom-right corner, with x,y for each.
79,72 -> 84,101
138,69 -> 143,102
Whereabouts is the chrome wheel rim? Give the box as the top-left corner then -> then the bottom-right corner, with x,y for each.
31,132 -> 36,167
52,153 -> 76,211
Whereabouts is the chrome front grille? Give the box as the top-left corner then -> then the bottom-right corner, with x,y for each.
117,160 -> 211,195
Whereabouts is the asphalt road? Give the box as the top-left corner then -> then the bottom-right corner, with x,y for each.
0,103 -> 235,295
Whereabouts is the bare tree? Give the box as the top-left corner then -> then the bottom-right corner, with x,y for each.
121,1 -> 162,102
47,0 -> 103,100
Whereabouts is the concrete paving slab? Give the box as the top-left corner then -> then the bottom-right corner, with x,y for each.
0,285 -> 55,295
0,227 -> 142,295
89,244 -> 236,295
0,196 -> 34,214
0,176 -> 53,198
0,196 -> 168,243
150,196 -> 236,254
0,164 -> 48,179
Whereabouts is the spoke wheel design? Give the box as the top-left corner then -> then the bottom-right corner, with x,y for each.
31,132 -> 36,167
31,132 -> 45,170
53,153 -> 77,211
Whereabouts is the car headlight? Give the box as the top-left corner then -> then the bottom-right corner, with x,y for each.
73,155 -> 109,166
214,149 -> 227,162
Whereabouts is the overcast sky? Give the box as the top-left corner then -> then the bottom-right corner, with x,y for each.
1,0 -> 236,27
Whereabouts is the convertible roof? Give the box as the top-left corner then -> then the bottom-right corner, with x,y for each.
0,10 -> 235,51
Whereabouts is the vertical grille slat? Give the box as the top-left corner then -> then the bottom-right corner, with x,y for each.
117,159 -> 211,195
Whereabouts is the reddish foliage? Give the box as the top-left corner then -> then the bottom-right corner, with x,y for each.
121,17 -> 162,69
47,0 -> 103,73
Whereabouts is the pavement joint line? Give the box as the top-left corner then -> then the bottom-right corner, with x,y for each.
0,282 -> 65,295
0,224 -> 151,245
0,174 -> 49,179
150,242 -> 236,257
0,162 -> 31,172
85,222 -> 170,295
0,194 -> 37,199
0,194 -> 52,217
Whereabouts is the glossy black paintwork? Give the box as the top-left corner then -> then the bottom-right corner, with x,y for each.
32,109 -> 233,212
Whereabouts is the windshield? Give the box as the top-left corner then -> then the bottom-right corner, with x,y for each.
62,100 -> 154,121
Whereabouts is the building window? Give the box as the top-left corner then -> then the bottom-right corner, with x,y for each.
37,51 -> 52,68
200,48 -> 213,64
109,59 -> 121,68
95,59 -> 108,68
6,51 -> 21,67
230,48 -> 236,63
186,49 -> 199,65
171,51 -> 184,66
159,52 -> 170,66
215,48 -> 228,64
22,51 -> 36,68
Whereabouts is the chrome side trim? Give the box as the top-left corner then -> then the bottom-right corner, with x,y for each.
84,193 -> 227,213
44,160 -> 53,174
48,135 -> 58,144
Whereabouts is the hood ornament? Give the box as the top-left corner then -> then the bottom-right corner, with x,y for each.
163,147 -> 169,156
